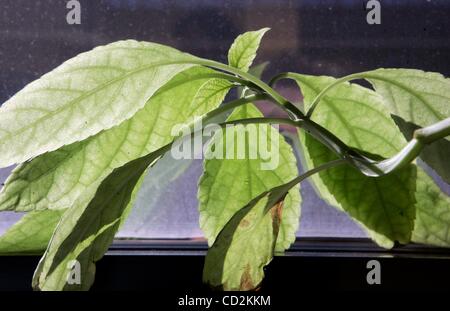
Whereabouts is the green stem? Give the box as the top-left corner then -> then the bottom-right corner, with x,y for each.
201,72 -> 257,89
196,59 -> 287,105
269,71 -> 366,118
268,72 -> 365,118
220,84 -> 376,174
189,58 -> 306,120
286,159 -> 347,189
162,116 -> 302,159
200,93 -> 268,123
153,111 -> 287,159
414,117 -> 450,144
172,60 -> 449,178
378,117 -> 450,173
305,73 -> 368,117
268,71 -> 450,174
268,72 -> 296,87
223,117 -> 300,128
264,158 -> 348,208
268,72 -> 378,155
154,71 -> 257,96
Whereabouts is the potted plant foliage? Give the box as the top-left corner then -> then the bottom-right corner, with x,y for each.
0,28 -> 448,291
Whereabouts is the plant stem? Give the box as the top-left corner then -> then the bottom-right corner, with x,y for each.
177,60 -> 449,178
189,57 -> 306,121
200,72 -> 257,89
414,117 -> 450,144
222,117 -> 300,128
201,93 -> 268,123
159,116 -> 302,160
263,158 -> 348,208
268,72 -> 366,118
306,73 -> 365,117
268,72 -> 296,87
286,159 -> 348,188
267,72 -> 450,175
377,117 -> 450,174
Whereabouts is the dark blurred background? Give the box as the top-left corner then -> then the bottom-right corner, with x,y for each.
0,0 -> 449,239
1,0 -> 450,104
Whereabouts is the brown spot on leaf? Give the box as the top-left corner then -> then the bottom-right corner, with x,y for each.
239,218 -> 250,229
240,264 -> 255,291
270,200 -> 284,235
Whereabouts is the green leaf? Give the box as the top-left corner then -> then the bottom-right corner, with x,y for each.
202,157 -> 345,291
344,69 -> 450,184
0,40 -> 195,167
203,183 -> 288,291
0,210 -> 65,254
200,31 -> 299,253
0,67 -> 230,212
361,69 -> 450,128
294,74 -> 417,247
392,115 -> 450,184
190,78 -> 233,115
32,148 -> 156,291
228,28 -> 270,72
198,104 -> 301,252
412,168 -> 450,247
31,68 -> 234,290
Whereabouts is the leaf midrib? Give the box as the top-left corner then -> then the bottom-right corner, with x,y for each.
0,60 -> 192,143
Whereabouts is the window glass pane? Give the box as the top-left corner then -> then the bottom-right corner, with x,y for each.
0,0 -> 449,239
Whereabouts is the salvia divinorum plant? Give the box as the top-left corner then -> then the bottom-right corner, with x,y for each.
0,29 -> 449,291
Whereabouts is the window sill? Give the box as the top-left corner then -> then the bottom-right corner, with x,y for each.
1,238 -> 449,291
109,237 -> 450,259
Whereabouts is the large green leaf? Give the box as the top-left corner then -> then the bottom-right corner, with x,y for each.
412,168 -> 450,247
361,69 -> 450,129
0,67 -> 230,212
295,74 -> 416,247
0,210 -> 65,254
31,49 -> 237,290
0,40 -> 196,167
31,77 -> 237,289
360,69 -> 450,184
199,104 -> 301,251
227,28 -> 269,72
32,149 -> 155,291
203,187 -> 286,291
203,156 -> 345,290
200,28 -> 300,253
